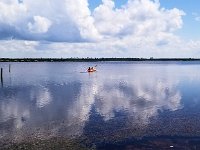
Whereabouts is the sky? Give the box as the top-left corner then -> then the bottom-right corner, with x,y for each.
0,0 -> 200,58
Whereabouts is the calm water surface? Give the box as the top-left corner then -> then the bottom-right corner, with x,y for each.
1,62 -> 200,149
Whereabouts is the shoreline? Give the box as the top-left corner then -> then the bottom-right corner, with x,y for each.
1,58 -> 200,62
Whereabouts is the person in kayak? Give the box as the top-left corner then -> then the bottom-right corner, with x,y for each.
88,67 -> 91,72
87,67 -> 96,72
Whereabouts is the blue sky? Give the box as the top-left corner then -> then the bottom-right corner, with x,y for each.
0,0 -> 200,58
89,0 -> 128,9
159,0 -> 200,40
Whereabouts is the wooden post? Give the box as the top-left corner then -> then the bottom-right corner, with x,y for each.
1,68 -> 3,80
1,68 -> 3,86
9,64 -> 11,73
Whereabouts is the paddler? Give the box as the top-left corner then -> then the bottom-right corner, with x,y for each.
88,67 -> 91,72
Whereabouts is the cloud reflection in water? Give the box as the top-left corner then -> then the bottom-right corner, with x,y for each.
0,63 -> 185,142
95,74 -> 182,124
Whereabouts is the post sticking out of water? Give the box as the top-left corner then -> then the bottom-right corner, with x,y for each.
1,68 -> 3,79
1,68 -> 3,86
9,64 -> 11,73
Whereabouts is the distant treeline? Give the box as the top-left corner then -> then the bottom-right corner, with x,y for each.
1,58 -> 200,62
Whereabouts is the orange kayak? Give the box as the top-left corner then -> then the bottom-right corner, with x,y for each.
87,69 -> 96,72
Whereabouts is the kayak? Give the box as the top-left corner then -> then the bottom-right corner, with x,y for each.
87,69 -> 96,72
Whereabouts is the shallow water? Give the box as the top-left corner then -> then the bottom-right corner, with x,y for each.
1,61 -> 200,149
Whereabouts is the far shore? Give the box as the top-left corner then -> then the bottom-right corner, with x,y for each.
1,58 -> 200,62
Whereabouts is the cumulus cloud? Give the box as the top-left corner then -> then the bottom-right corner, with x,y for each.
0,0 -> 27,25
28,16 -> 52,34
0,0 -> 184,41
94,0 -> 184,38
1,0 -> 199,58
0,0 -> 100,42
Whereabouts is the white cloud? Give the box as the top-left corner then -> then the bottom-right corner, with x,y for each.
63,0 -> 102,41
0,0 -> 184,41
28,16 -> 52,33
0,1 -> 27,25
0,0 -> 101,42
0,0 -> 199,58
93,0 -> 184,38
1,38 -> 200,58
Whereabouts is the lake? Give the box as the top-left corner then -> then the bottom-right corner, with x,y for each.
1,61 -> 200,149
